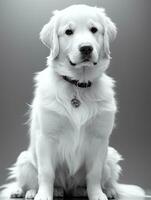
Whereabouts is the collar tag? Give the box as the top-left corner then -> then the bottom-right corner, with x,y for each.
71,96 -> 81,108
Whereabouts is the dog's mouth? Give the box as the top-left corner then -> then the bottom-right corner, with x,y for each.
68,57 -> 97,67
69,59 -> 76,66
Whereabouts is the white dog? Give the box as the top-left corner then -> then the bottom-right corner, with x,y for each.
1,4 -> 145,200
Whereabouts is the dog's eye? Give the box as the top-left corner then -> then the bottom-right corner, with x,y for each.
65,29 -> 74,36
90,27 -> 98,34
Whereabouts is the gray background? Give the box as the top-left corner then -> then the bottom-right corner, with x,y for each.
0,0 -> 151,190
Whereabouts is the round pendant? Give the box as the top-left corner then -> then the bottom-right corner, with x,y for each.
71,97 -> 81,108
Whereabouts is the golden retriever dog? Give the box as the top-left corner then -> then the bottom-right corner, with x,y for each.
1,4 -> 146,200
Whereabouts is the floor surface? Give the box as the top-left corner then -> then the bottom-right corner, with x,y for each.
1,197 -> 151,200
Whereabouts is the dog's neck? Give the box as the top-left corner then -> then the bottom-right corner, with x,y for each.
62,75 -> 92,88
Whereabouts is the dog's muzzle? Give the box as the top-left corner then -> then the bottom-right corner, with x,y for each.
68,44 -> 97,67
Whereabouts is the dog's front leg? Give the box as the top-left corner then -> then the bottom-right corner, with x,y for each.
34,134 -> 57,200
86,111 -> 115,200
86,138 -> 108,200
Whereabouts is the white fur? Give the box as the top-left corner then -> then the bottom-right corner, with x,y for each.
0,4 -> 146,200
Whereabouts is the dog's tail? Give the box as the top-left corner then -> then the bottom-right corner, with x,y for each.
0,164 -> 18,198
0,182 -> 18,198
116,183 -> 151,199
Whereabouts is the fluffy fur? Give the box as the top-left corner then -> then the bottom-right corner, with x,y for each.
0,4 -> 146,200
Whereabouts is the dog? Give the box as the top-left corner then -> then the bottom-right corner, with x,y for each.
0,4 -> 146,200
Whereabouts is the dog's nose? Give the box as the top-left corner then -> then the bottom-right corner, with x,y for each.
79,45 -> 93,56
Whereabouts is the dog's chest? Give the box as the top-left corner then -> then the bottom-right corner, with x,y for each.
48,99 -> 101,175
54,92 -> 100,128
58,125 -> 85,176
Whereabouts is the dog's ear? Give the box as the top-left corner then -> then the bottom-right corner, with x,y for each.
97,8 -> 117,59
103,15 -> 117,59
40,11 -> 60,59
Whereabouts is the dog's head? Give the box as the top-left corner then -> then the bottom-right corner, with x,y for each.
40,5 -> 117,81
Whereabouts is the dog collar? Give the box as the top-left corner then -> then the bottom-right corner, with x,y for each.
62,75 -> 92,88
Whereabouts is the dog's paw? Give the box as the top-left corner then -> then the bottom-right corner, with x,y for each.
34,190 -> 52,200
25,189 -> 37,199
89,191 -> 108,200
106,187 -> 118,199
104,186 -> 119,199
10,187 -> 25,198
